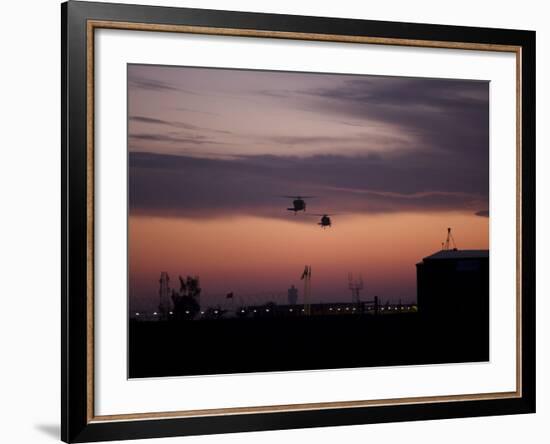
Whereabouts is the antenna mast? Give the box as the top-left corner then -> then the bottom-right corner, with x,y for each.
348,273 -> 364,304
443,227 -> 457,251
158,272 -> 171,320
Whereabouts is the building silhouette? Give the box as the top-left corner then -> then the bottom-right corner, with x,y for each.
416,249 -> 489,319
287,285 -> 298,305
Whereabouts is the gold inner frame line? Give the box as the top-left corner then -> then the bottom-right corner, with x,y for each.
86,19 -> 523,423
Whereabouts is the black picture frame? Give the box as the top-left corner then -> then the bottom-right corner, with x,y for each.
62,1 -> 536,442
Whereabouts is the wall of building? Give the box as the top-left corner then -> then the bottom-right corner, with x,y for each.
417,254 -> 489,319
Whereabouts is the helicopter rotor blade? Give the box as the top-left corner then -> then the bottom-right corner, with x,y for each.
307,213 -> 341,216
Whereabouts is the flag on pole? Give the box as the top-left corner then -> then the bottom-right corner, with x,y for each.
226,292 -> 234,299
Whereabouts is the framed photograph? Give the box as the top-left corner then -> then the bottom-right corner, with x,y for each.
62,1 -> 536,442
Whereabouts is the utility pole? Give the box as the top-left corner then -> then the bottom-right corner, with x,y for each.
301,265 -> 312,316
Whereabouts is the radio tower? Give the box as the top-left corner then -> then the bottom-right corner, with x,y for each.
443,227 -> 457,251
158,272 -> 171,320
348,273 -> 364,304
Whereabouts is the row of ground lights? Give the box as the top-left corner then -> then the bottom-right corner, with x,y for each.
134,306 -> 415,316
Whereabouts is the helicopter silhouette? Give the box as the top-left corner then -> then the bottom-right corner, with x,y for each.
282,195 -> 315,214
309,213 -> 338,228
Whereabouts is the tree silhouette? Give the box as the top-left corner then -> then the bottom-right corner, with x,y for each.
171,275 -> 201,320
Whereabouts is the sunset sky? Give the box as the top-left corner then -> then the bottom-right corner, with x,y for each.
128,64 -> 489,313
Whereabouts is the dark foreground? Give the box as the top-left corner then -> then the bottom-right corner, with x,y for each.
129,310 -> 489,378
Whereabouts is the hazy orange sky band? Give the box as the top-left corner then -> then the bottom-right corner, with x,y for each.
129,211 -> 488,312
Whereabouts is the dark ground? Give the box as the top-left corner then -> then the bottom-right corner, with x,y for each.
128,310 -> 489,378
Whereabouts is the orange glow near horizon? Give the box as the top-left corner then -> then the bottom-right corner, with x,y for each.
129,211 -> 488,310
